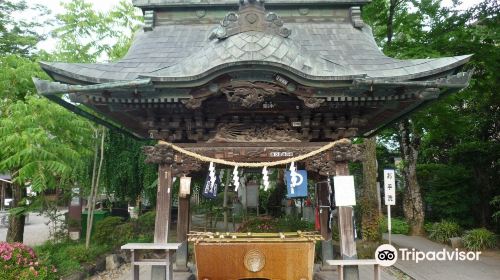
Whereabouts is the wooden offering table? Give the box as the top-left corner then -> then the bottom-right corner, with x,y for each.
121,243 -> 181,280
189,231 -> 322,280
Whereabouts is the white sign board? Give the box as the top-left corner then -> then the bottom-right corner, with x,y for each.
334,176 -> 356,206
384,169 -> 396,205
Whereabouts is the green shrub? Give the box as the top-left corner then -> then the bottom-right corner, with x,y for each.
428,220 -> 462,243
116,222 -> 135,244
0,242 -> 58,280
94,216 -> 125,245
277,215 -> 314,232
379,217 -> 410,235
137,211 -> 156,234
462,228 -> 497,251
237,217 -> 278,233
35,241 -> 112,277
237,215 -> 314,233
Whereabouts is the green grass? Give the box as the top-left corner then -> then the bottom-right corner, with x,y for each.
379,217 -> 410,235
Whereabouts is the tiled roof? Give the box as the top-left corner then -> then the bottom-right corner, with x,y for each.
41,21 -> 470,84
132,0 -> 372,8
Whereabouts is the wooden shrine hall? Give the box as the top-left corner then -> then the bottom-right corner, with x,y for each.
34,0 -> 471,279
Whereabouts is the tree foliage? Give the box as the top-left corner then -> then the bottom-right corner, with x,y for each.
51,0 -> 142,62
0,0 -> 48,56
0,94 -> 93,192
363,0 -> 500,231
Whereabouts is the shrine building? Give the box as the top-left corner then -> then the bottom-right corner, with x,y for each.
34,1 -> 471,280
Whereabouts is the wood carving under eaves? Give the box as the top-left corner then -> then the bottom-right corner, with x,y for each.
207,123 -> 305,143
296,95 -> 326,109
221,81 -> 285,108
209,0 -> 292,40
143,145 -> 204,175
181,96 -> 208,109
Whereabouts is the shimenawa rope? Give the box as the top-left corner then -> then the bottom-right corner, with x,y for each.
157,138 -> 350,167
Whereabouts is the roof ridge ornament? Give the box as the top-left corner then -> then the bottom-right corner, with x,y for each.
209,0 -> 292,40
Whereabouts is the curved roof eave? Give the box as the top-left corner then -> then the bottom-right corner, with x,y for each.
40,54 -> 472,89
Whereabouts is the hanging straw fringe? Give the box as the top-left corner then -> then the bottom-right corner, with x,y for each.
157,138 -> 350,167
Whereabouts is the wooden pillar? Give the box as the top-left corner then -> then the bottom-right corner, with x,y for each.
336,162 -> 359,280
154,164 -> 173,243
316,180 -> 334,268
152,163 -> 173,280
175,195 -> 190,271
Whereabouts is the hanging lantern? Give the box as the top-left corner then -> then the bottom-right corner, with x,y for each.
179,176 -> 192,198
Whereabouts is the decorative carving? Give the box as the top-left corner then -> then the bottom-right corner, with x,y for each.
195,10 -> 206,18
144,10 -> 155,31
331,140 -> 363,162
298,8 -> 310,15
172,155 -> 203,175
305,153 -> 336,177
221,81 -> 285,108
350,7 -> 364,28
143,145 -> 175,165
181,96 -> 208,109
144,145 -> 203,174
305,142 -> 362,176
297,96 -> 326,109
209,0 -> 291,40
208,123 -> 304,143
244,249 -> 266,272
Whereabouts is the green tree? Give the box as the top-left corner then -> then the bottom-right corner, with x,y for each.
51,0 -> 141,62
0,0 -> 48,55
363,0 -> 499,232
0,92 -> 93,242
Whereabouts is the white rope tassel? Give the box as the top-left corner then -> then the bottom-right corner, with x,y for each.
209,162 -> 216,192
290,162 -> 298,194
262,166 -> 269,191
233,166 -> 240,192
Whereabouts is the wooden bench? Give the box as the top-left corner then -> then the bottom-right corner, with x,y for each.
121,243 -> 181,280
326,259 -> 381,280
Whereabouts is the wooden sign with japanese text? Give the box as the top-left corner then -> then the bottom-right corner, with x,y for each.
384,169 -> 396,205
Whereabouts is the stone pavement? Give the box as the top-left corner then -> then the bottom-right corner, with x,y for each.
385,234 -> 500,280
0,212 -> 51,246
90,265 -> 194,280
314,265 -> 401,280
93,263 -> 402,280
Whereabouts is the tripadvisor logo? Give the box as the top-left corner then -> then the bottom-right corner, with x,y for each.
375,244 -> 482,266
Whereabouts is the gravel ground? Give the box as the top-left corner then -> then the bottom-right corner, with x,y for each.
0,212 -> 54,246
89,264 -> 131,280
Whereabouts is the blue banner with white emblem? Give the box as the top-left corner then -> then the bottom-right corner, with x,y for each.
285,170 -> 308,198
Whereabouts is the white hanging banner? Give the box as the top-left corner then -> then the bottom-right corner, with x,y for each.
384,169 -> 396,206
179,176 -> 192,198
333,176 -> 356,206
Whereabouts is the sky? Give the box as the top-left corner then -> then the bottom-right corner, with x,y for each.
21,0 -> 485,52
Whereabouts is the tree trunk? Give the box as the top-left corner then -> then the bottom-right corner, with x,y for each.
361,137 -> 381,241
399,120 -> 425,236
387,3 -> 395,45
223,169 -> 230,231
86,127 -> 106,249
6,184 -> 26,243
